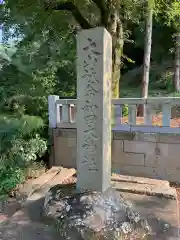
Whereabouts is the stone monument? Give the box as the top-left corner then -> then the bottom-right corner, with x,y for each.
43,27 -> 151,240
76,27 -> 112,192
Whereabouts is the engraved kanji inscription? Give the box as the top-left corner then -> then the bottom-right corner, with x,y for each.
80,37 -> 102,172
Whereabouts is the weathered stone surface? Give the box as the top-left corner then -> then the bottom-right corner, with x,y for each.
166,169 -> 180,184
113,132 -> 135,140
76,27 -> 112,192
145,143 -> 180,169
52,132 -> 180,183
18,167 -> 62,198
43,185 -> 151,239
124,140 -> 156,155
159,133 -> 180,144
113,181 -> 176,199
53,136 -> 76,168
113,165 -> 167,181
134,133 -> 157,142
55,129 -> 77,138
111,174 -> 170,187
112,140 -> 145,166
121,192 -> 179,240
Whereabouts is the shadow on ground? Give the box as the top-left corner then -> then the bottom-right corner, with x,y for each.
0,184 -> 179,240
0,195 -> 61,240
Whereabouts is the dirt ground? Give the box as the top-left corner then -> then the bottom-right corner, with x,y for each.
0,172 -> 179,239
174,187 -> 180,227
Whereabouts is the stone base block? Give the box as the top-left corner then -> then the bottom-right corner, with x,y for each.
43,185 -> 152,239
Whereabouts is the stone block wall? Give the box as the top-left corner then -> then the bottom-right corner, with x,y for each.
51,129 -> 180,183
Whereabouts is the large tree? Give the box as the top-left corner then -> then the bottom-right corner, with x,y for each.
174,32 -> 180,92
139,0 -> 154,116
155,0 -> 180,92
141,0 -> 154,100
1,0 -> 142,98
45,0 -> 125,97
169,2 -> 180,92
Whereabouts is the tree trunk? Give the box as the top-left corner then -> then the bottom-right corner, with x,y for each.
47,0 -> 124,98
139,1 -> 153,116
173,32 -> 180,92
107,12 -> 124,98
112,22 -> 123,98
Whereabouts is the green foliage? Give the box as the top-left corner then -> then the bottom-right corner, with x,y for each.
122,104 -> 129,117
0,0 -> 180,197
165,1 -> 180,28
171,92 -> 180,97
155,71 -> 174,91
0,114 -> 47,197
0,168 -> 25,198
0,24 -> 77,198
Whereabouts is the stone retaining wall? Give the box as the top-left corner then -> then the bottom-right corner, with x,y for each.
51,129 -> 180,183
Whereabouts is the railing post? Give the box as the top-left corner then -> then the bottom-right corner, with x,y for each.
162,103 -> 171,127
48,95 -> 60,128
145,103 -> 153,125
70,104 -> 76,123
62,104 -> 70,123
128,105 -> 137,125
114,105 -> 122,125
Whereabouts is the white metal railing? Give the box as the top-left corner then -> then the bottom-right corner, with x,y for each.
48,95 -> 180,134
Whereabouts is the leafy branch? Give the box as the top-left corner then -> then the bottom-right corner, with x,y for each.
44,1 -> 92,29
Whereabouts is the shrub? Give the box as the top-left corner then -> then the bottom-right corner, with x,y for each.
0,114 -> 47,198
